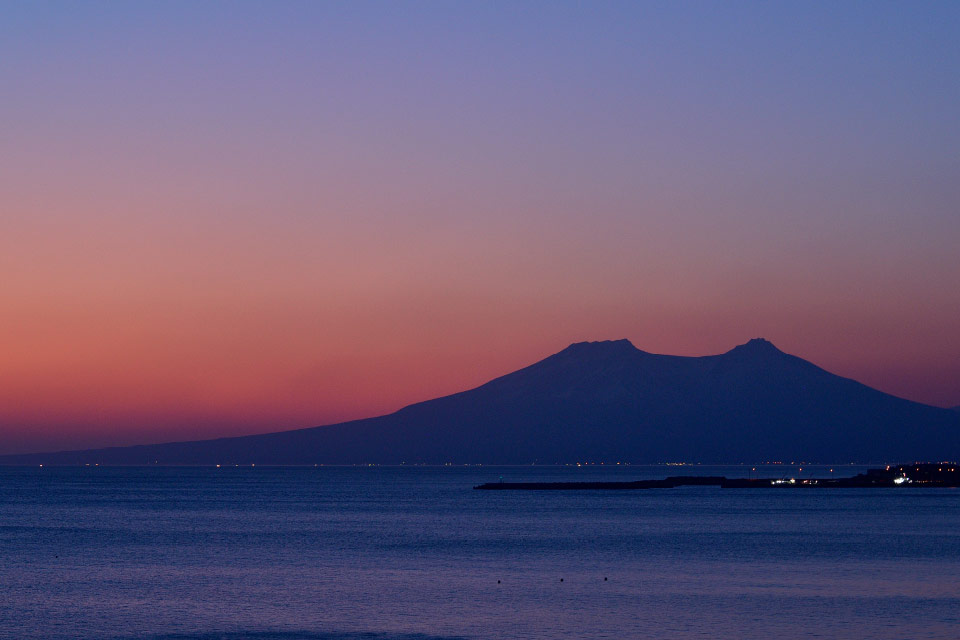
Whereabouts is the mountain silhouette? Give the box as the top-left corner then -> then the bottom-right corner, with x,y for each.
3,338 -> 958,464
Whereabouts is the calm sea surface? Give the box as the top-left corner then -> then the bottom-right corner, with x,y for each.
1,465 -> 959,640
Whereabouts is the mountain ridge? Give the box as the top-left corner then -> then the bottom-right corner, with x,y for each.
2,339 -> 958,464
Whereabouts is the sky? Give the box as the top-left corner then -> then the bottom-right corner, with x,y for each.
1,1 -> 959,454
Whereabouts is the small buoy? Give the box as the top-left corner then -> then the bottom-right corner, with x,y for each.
497,580 -> 500,584
560,578 -> 563,582
604,577 -> 607,581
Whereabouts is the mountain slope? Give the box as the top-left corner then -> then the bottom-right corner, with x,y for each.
3,338 -> 958,464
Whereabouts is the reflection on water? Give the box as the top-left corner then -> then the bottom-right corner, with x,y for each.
2,465 -> 959,639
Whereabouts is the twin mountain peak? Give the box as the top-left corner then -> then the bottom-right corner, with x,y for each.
562,337 -> 781,356
2,338 -> 957,465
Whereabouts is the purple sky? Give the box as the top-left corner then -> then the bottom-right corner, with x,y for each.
1,2 -> 958,454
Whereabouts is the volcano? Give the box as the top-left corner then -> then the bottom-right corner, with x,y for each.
4,338 -> 958,464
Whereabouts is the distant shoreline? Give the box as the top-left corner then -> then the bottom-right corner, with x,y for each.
474,463 -> 960,490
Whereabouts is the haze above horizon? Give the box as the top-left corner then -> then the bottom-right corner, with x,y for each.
2,2 -> 958,454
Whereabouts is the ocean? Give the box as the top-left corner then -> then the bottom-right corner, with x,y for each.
2,464 -> 958,639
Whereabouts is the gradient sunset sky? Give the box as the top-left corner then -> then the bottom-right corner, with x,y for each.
2,2 -> 958,454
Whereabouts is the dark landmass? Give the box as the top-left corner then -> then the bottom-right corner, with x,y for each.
3,338 -> 959,465
475,464 -> 960,490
